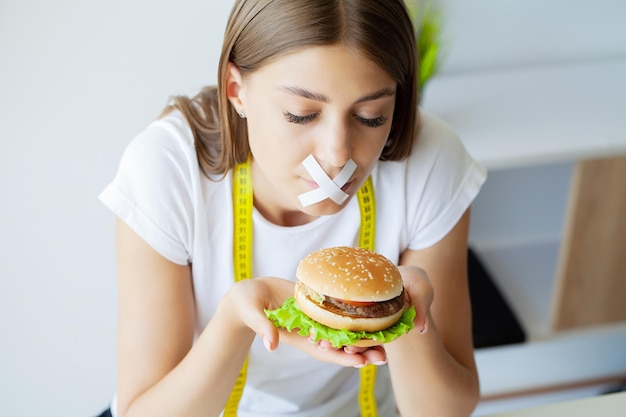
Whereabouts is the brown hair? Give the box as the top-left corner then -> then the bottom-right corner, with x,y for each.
164,0 -> 419,178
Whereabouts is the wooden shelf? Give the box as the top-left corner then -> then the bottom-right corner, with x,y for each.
552,155 -> 626,330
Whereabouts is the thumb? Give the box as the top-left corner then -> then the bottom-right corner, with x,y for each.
412,278 -> 433,334
252,313 -> 280,352
241,305 -> 280,352
399,266 -> 433,334
231,279 -> 283,352
234,297 -> 281,352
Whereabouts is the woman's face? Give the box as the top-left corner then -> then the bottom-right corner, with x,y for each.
228,44 -> 396,226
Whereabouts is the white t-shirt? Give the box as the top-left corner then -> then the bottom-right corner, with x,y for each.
99,109 -> 486,417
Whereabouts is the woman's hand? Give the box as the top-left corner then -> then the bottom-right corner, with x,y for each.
340,266 -> 433,361
286,266 -> 434,366
221,277 -> 294,350
397,265 -> 434,335
307,334 -> 388,367
294,265 -> 435,366
223,277 -> 387,368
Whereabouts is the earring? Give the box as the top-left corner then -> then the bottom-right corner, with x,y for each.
238,111 -> 246,119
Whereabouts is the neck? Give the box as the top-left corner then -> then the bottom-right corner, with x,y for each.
249,161 -> 318,227
254,198 -> 318,227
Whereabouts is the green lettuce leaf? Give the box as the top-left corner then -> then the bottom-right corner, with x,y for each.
265,297 -> 416,348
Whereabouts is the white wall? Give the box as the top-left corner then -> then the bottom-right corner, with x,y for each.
1,1 -> 233,416
2,1 -> 625,416
436,0 -> 626,74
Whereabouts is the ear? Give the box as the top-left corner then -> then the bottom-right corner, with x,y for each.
225,62 -> 245,112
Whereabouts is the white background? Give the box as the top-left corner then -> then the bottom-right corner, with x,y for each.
1,1 -> 625,416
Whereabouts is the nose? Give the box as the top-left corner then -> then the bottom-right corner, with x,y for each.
314,118 -> 352,173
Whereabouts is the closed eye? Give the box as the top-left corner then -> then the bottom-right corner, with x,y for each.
283,111 -> 318,125
355,115 -> 388,128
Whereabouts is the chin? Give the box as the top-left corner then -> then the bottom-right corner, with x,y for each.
300,198 -> 352,216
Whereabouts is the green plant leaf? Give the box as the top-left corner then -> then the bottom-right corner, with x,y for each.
408,0 -> 444,91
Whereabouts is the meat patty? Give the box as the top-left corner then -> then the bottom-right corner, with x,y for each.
307,289 -> 406,319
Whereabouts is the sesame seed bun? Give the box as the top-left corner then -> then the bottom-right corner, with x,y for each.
294,246 -> 406,333
296,246 -> 403,301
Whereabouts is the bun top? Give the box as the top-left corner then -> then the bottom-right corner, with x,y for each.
296,246 -> 403,301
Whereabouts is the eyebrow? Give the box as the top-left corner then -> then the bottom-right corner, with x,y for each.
278,86 -> 329,102
355,87 -> 396,103
277,86 -> 396,104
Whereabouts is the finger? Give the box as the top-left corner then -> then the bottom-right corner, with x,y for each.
256,317 -> 280,352
318,340 -> 337,351
410,293 -> 430,334
344,345 -> 387,365
316,348 -> 370,368
343,345 -> 368,354
307,328 -> 343,352
412,279 -> 433,334
240,304 -> 281,352
399,266 -> 433,333
361,346 -> 387,365
263,326 -> 280,352
283,331 -> 370,367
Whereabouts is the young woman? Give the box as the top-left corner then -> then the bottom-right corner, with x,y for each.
99,1 -> 486,416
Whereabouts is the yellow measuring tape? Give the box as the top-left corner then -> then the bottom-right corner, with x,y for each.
226,156 -> 378,417
224,157 -> 253,416
355,176 -> 378,417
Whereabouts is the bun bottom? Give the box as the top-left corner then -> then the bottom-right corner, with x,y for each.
295,285 -> 405,333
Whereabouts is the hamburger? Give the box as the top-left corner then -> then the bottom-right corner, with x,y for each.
266,246 -> 415,347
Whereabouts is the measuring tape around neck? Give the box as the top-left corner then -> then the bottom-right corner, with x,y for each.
226,156 -> 378,417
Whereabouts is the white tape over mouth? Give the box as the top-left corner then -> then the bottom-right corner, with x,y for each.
297,155 -> 357,207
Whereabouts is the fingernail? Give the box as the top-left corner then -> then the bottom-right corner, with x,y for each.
419,317 -> 429,334
353,363 -> 366,368
373,360 -> 387,366
263,335 -> 273,351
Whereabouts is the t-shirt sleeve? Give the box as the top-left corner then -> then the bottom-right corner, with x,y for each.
99,118 -> 197,265
406,113 -> 487,250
